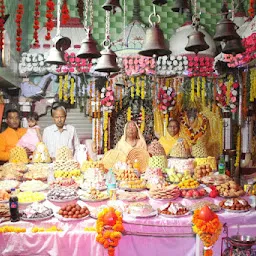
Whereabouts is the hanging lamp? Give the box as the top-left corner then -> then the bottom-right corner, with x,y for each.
45,0 -> 71,65
77,0 -> 101,59
102,0 -> 123,13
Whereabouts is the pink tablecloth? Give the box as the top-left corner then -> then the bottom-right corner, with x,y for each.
0,195 -> 256,256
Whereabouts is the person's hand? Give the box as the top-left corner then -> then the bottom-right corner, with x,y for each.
24,147 -> 33,157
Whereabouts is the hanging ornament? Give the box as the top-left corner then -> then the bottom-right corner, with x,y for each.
15,2 -> 24,52
45,0 -> 55,41
76,0 -> 84,21
61,0 -> 70,25
0,0 -> 5,50
33,0 -> 40,48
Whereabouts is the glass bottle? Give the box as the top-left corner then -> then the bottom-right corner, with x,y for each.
9,188 -> 20,222
218,155 -> 226,175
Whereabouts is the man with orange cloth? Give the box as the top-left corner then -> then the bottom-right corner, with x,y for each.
0,109 -> 27,162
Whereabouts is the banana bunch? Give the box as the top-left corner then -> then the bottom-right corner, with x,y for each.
54,169 -> 81,178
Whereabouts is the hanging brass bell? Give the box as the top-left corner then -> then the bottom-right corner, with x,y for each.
45,47 -> 66,65
54,35 -> 71,52
77,30 -> 101,59
185,30 -> 209,54
213,17 -> 240,42
102,0 -> 122,13
222,38 -> 245,55
94,43 -> 120,73
152,0 -> 167,6
171,0 -> 189,13
138,23 -> 171,57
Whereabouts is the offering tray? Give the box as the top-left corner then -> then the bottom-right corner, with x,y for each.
21,214 -> 54,221
159,211 -> 191,218
55,213 -> 89,222
221,208 -> 251,213
47,196 -> 78,203
19,199 -> 45,205
79,196 -> 109,202
124,210 -> 158,219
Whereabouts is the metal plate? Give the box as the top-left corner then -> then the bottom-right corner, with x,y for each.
21,214 -> 54,221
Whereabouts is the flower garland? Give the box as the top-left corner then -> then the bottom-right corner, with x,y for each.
197,77 -> 201,98
15,3 -> 24,52
63,75 -> 68,102
70,77 -> 75,105
58,75 -> 63,100
250,69 -> 256,102
45,0 -> 55,41
248,0 -> 255,18
101,86 -> 115,112
140,106 -> 145,133
33,0 -> 40,48
103,111 -> 108,153
201,77 -> 206,107
127,106 -> 132,121
61,0 -> 70,25
235,129 -> 241,167
191,77 -> 195,102
180,112 -> 208,145
0,0 -> 5,50
96,207 -> 124,256
216,76 -> 239,113
192,206 -> 222,256
157,86 -> 176,115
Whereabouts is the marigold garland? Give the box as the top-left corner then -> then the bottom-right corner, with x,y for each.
58,75 -> 63,100
140,106 -> 145,133
63,75 -> 68,102
248,0 -> 255,18
15,3 -> 24,52
192,208 -> 222,256
33,0 -> 40,48
70,77 -> 75,104
96,207 -> 124,256
0,0 -> 5,50
250,69 -> 256,102
61,0 -> 70,25
191,77 -> 195,102
45,0 -> 55,41
127,106 -> 132,121
235,129 -> 241,167
103,111 -> 108,153
201,77 -> 206,107
197,77 -> 201,98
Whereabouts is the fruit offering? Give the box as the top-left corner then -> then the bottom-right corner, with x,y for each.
216,181 -> 245,198
32,226 -> 62,232
17,191 -> 45,203
219,198 -> 251,211
180,188 -> 207,199
50,178 -> 79,189
0,226 -> 26,233
149,185 -> 180,200
159,202 -> 189,216
0,190 -> 10,201
21,202 -> 53,219
80,188 -> 109,201
58,203 -> 90,219
166,169 -> 184,183
178,178 -> 199,189
47,187 -> 78,201
9,146 -> 28,164
193,165 -> 213,180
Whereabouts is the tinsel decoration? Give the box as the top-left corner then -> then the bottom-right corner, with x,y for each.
45,0 -> 55,41
61,0 -> 70,25
0,0 -> 5,50
33,0 -> 40,48
15,3 -> 24,52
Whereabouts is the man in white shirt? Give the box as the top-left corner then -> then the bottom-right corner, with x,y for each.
42,106 -> 80,160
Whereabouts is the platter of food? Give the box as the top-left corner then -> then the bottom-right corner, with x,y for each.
47,197 -> 78,203
124,202 -> 157,218
21,214 -> 54,222
222,208 -> 251,213
117,192 -> 148,202
124,210 -> 158,218
119,187 -> 146,192
219,198 -> 252,212
55,213 -> 90,222
158,202 -> 190,218
79,196 -> 109,202
159,211 -> 191,218
19,199 -> 46,205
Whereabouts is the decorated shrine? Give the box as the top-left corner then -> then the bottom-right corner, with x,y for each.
0,0 -> 256,256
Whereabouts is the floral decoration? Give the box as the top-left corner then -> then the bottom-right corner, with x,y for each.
32,0 -> 40,48
45,0 -> 55,41
96,207 -> 124,256
61,0 -> 70,25
235,130 -> 241,167
101,86 -> 115,112
15,3 -> 24,52
187,56 -> 215,77
0,0 -> 5,50
157,86 -> 176,115
103,111 -> 109,153
70,77 -> 75,105
216,76 -> 239,113
248,0 -> 255,18
192,206 -> 222,256
250,68 -> 256,102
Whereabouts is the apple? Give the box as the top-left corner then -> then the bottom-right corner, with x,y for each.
209,189 -> 218,198
181,190 -> 187,197
193,191 -> 200,198
198,189 -> 206,196
186,190 -> 193,198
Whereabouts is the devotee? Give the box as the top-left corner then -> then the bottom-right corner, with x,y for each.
0,109 -> 27,162
42,105 -> 80,160
115,120 -> 147,157
159,119 -> 191,156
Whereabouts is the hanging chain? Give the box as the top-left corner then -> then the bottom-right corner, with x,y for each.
83,0 -> 89,29
89,0 -> 94,31
123,0 -> 126,48
231,0 -> 235,20
56,0 -> 61,36
105,10 -> 110,40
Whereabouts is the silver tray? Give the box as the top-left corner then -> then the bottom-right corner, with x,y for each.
159,211 -> 191,218
21,214 -> 54,221
47,196 -> 78,203
54,213 -> 89,222
222,208 -> 251,213
79,196 -> 109,202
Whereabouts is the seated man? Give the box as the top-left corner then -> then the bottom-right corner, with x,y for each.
159,119 -> 191,157
42,105 -> 80,160
0,109 -> 27,162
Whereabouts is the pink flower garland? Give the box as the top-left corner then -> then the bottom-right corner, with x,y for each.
157,86 -> 176,115
101,86 -> 115,112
